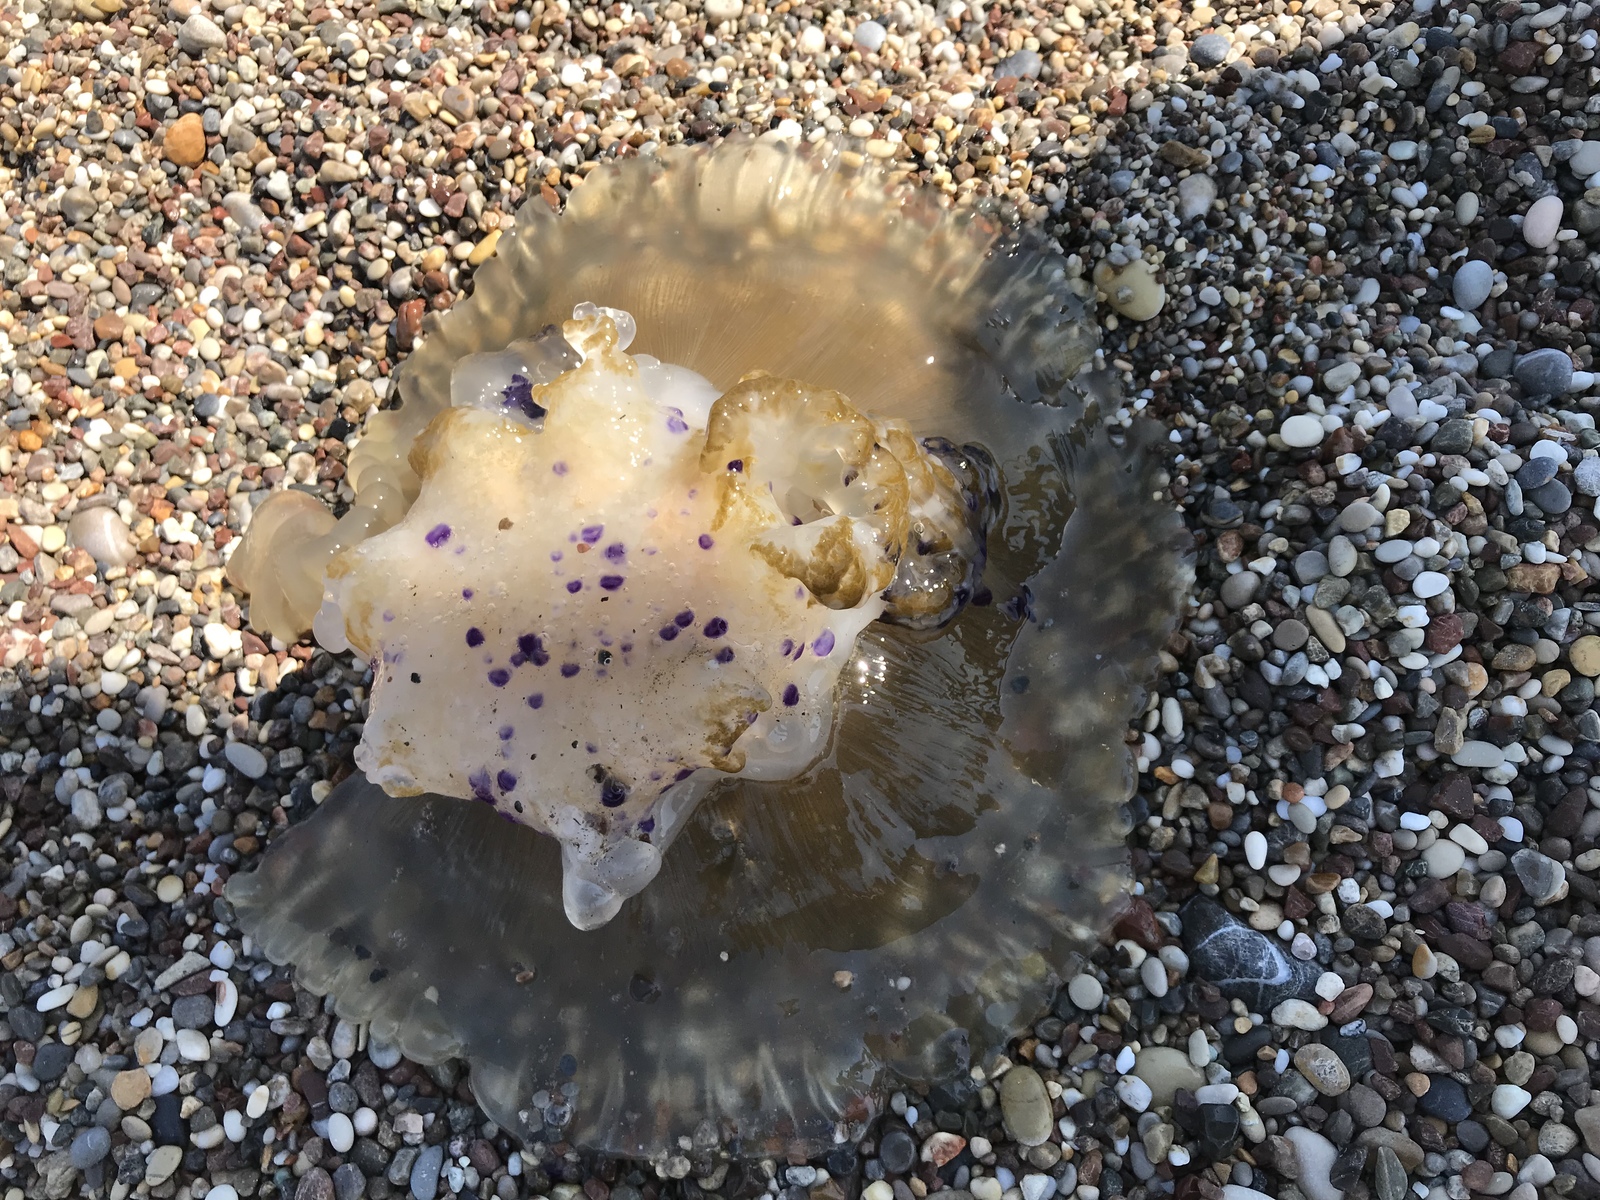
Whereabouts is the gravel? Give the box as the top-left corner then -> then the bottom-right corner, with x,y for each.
4,0 -> 1600,1199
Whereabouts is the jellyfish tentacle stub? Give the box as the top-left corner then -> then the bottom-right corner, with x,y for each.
224,137 -> 1192,1158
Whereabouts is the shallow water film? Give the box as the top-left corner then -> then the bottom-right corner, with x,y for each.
225,139 -> 1191,1157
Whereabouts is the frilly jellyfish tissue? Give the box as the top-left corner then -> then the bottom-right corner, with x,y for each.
223,138 -> 1192,1159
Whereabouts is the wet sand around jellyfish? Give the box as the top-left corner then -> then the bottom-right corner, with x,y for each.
223,137 -> 1193,1159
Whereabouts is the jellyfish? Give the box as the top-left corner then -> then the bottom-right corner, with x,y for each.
223,138 -> 1192,1159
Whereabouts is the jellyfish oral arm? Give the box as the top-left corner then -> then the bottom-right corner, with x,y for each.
238,307 -> 990,930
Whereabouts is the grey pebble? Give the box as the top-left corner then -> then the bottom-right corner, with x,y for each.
1577,457 -> 1600,496
70,1127 -> 112,1170
1293,550 -> 1328,584
1529,479 -> 1572,514
409,1144 -> 444,1200
1514,456 -> 1559,489
1512,849 -> 1566,904
1190,33 -> 1230,67
1220,571 -> 1260,609
171,994 -> 214,1029
60,186 -> 97,224
1515,347 -> 1575,397
179,13 -> 228,54
1451,260 -> 1493,310
1373,1145 -> 1408,1200
333,1164 -> 366,1200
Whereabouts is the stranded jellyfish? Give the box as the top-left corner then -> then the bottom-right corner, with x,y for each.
223,138 -> 1191,1158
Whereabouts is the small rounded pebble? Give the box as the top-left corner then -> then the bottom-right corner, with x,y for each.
1067,973 -> 1104,1009
1280,414 -> 1326,448
1522,195 -> 1564,249
1452,260 -> 1494,310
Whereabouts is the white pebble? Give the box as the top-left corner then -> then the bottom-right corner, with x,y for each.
1115,1074 -> 1152,1112
246,1084 -> 270,1119
1492,1084 -> 1532,1119
1412,571 -> 1450,599
327,1112 -> 355,1153
1523,195 -> 1564,250
1244,830 -> 1267,870
1067,973 -> 1104,1010
1280,413 -> 1326,448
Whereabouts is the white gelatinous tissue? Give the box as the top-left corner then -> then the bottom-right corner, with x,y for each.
318,306 -> 982,929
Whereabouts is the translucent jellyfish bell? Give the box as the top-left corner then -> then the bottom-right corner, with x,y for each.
224,138 -> 1192,1157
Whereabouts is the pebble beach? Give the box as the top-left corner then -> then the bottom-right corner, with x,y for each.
3,0 -> 1600,1200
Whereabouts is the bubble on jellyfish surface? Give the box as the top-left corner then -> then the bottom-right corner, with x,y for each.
223,137 -> 1192,1160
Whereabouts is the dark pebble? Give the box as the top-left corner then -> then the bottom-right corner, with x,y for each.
171,994 -> 214,1029
1515,456 -> 1559,489
1418,1076 -> 1471,1122
332,1164 -> 365,1200
1430,419 -> 1475,455
1529,479 -> 1572,514
1198,1103 -> 1242,1159
152,1093 -> 187,1146
32,1041 -> 74,1083
10,1007 -> 46,1043
1181,896 -> 1320,1011
297,1167 -> 335,1200
878,1129 -> 917,1175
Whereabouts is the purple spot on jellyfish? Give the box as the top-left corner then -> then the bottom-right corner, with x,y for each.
600,575 -> 624,590
468,769 -> 493,803
666,407 -> 688,434
727,459 -> 744,473
638,817 -> 655,833
498,725 -> 515,741
673,767 -> 695,782
714,647 -> 735,664
813,629 -> 836,657
586,743 -> 598,754
488,668 -> 511,688
462,588 -> 474,600
466,627 -> 485,648
600,778 -> 629,807
550,550 -> 563,562
674,609 -> 695,628
566,579 -> 583,594
560,662 -> 580,678
517,633 -> 549,666
425,524 -> 452,548
659,625 -> 679,642
581,524 -> 604,544
383,611 -> 395,623
527,693 -> 544,709
780,638 -> 794,656
497,770 -> 518,793
604,542 -> 626,561
552,461 -> 568,476
501,374 -> 544,421
698,533 -> 714,550
703,617 -> 727,638
782,683 -> 800,706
